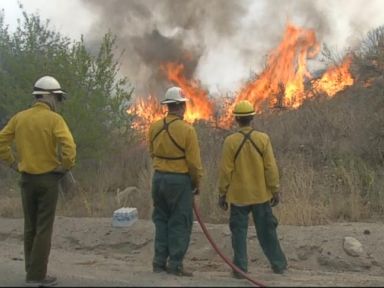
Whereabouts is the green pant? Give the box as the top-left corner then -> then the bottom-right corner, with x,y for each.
20,172 -> 61,281
230,202 -> 287,273
151,171 -> 193,271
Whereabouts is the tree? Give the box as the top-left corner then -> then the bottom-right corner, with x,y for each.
353,26 -> 384,81
0,8 -> 133,159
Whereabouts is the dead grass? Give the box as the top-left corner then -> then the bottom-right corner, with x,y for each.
0,196 -> 22,217
274,156 -> 330,226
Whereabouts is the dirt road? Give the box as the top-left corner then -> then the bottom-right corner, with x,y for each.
1,217 -> 384,287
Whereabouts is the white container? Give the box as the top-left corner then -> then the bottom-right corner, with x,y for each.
112,207 -> 138,228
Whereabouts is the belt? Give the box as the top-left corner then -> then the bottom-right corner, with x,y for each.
21,171 -> 64,177
155,170 -> 189,175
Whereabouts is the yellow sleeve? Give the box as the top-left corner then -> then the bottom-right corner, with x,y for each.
148,125 -> 154,159
54,117 -> 76,170
263,136 -> 280,193
185,127 -> 203,189
218,137 -> 234,197
0,116 -> 16,166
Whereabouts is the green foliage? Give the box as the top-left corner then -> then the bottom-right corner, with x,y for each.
0,8 -> 133,159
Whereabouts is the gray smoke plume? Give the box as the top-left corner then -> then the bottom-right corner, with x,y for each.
81,0 -> 246,97
80,0 -> 384,97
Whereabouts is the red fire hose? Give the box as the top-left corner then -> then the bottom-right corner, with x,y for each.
192,198 -> 266,287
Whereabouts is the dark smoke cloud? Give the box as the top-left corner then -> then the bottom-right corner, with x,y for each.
81,0 -> 246,97
132,29 -> 198,78
80,0 -> 384,96
131,28 -> 200,94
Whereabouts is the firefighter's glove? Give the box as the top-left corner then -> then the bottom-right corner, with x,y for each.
270,192 -> 280,207
218,195 -> 228,211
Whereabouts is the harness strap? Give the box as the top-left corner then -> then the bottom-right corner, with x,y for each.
154,155 -> 186,160
152,118 -> 186,160
234,130 -> 263,162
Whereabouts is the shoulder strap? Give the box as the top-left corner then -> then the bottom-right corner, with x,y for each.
152,118 -> 179,143
234,130 -> 263,162
152,118 -> 186,160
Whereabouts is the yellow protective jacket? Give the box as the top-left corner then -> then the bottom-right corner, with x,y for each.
218,126 -> 279,205
149,114 -> 203,188
0,102 -> 76,174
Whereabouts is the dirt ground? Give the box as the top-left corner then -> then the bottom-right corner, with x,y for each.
1,216 -> 384,287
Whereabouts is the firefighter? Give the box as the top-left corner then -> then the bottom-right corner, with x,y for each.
149,86 -> 203,277
218,100 -> 287,278
0,75 -> 76,286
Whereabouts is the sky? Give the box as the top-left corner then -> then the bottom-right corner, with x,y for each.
1,0 -> 384,95
0,0 -> 95,39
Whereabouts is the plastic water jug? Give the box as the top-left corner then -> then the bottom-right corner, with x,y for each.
112,207 -> 138,227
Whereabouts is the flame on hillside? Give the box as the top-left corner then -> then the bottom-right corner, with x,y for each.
239,24 -> 320,109
219,24 -> 354,127
127,63 -> 214,133
126,94 -> 165,133
312,56 -> 354,96
162,63 -> 214,123
127,23 -> 354,132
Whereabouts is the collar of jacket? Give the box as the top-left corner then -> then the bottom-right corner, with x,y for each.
32,101 -> 51,110
166,113 -> 182,120
238,126 -> 252,132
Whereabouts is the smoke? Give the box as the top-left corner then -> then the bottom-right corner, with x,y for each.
80,0 -> 384,97
80,0 -> 248,96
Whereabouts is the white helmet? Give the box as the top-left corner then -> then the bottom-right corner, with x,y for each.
32,76 -> 67,97
160,86 -> 189,104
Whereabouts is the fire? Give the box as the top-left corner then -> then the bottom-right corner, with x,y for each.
128,23 -> 355,133
237,24 -> 320,110
126,94 -> 165,134
312,56 -> 354,96
219,24 -> 321,127
127,63 -> 214,134
162,62 -> 214,123
218,24 -> 354,128
241,24 -> 320,107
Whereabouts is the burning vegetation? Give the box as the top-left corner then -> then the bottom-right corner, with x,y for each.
127,23 -> 355,132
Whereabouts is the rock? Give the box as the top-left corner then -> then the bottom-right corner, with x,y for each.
343,237 -> 364,257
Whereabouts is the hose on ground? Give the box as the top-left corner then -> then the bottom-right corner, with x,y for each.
192,198 -> 266,287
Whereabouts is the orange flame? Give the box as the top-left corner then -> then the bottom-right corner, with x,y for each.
127,63 -> 215,134
312,56 -> 354,96
218,24 -> 354,128
240,24 -> 320,107
126,94 -> 165,135
219,24 -> 321,127
128,23 -> 355,132
162,62 -> 214,123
